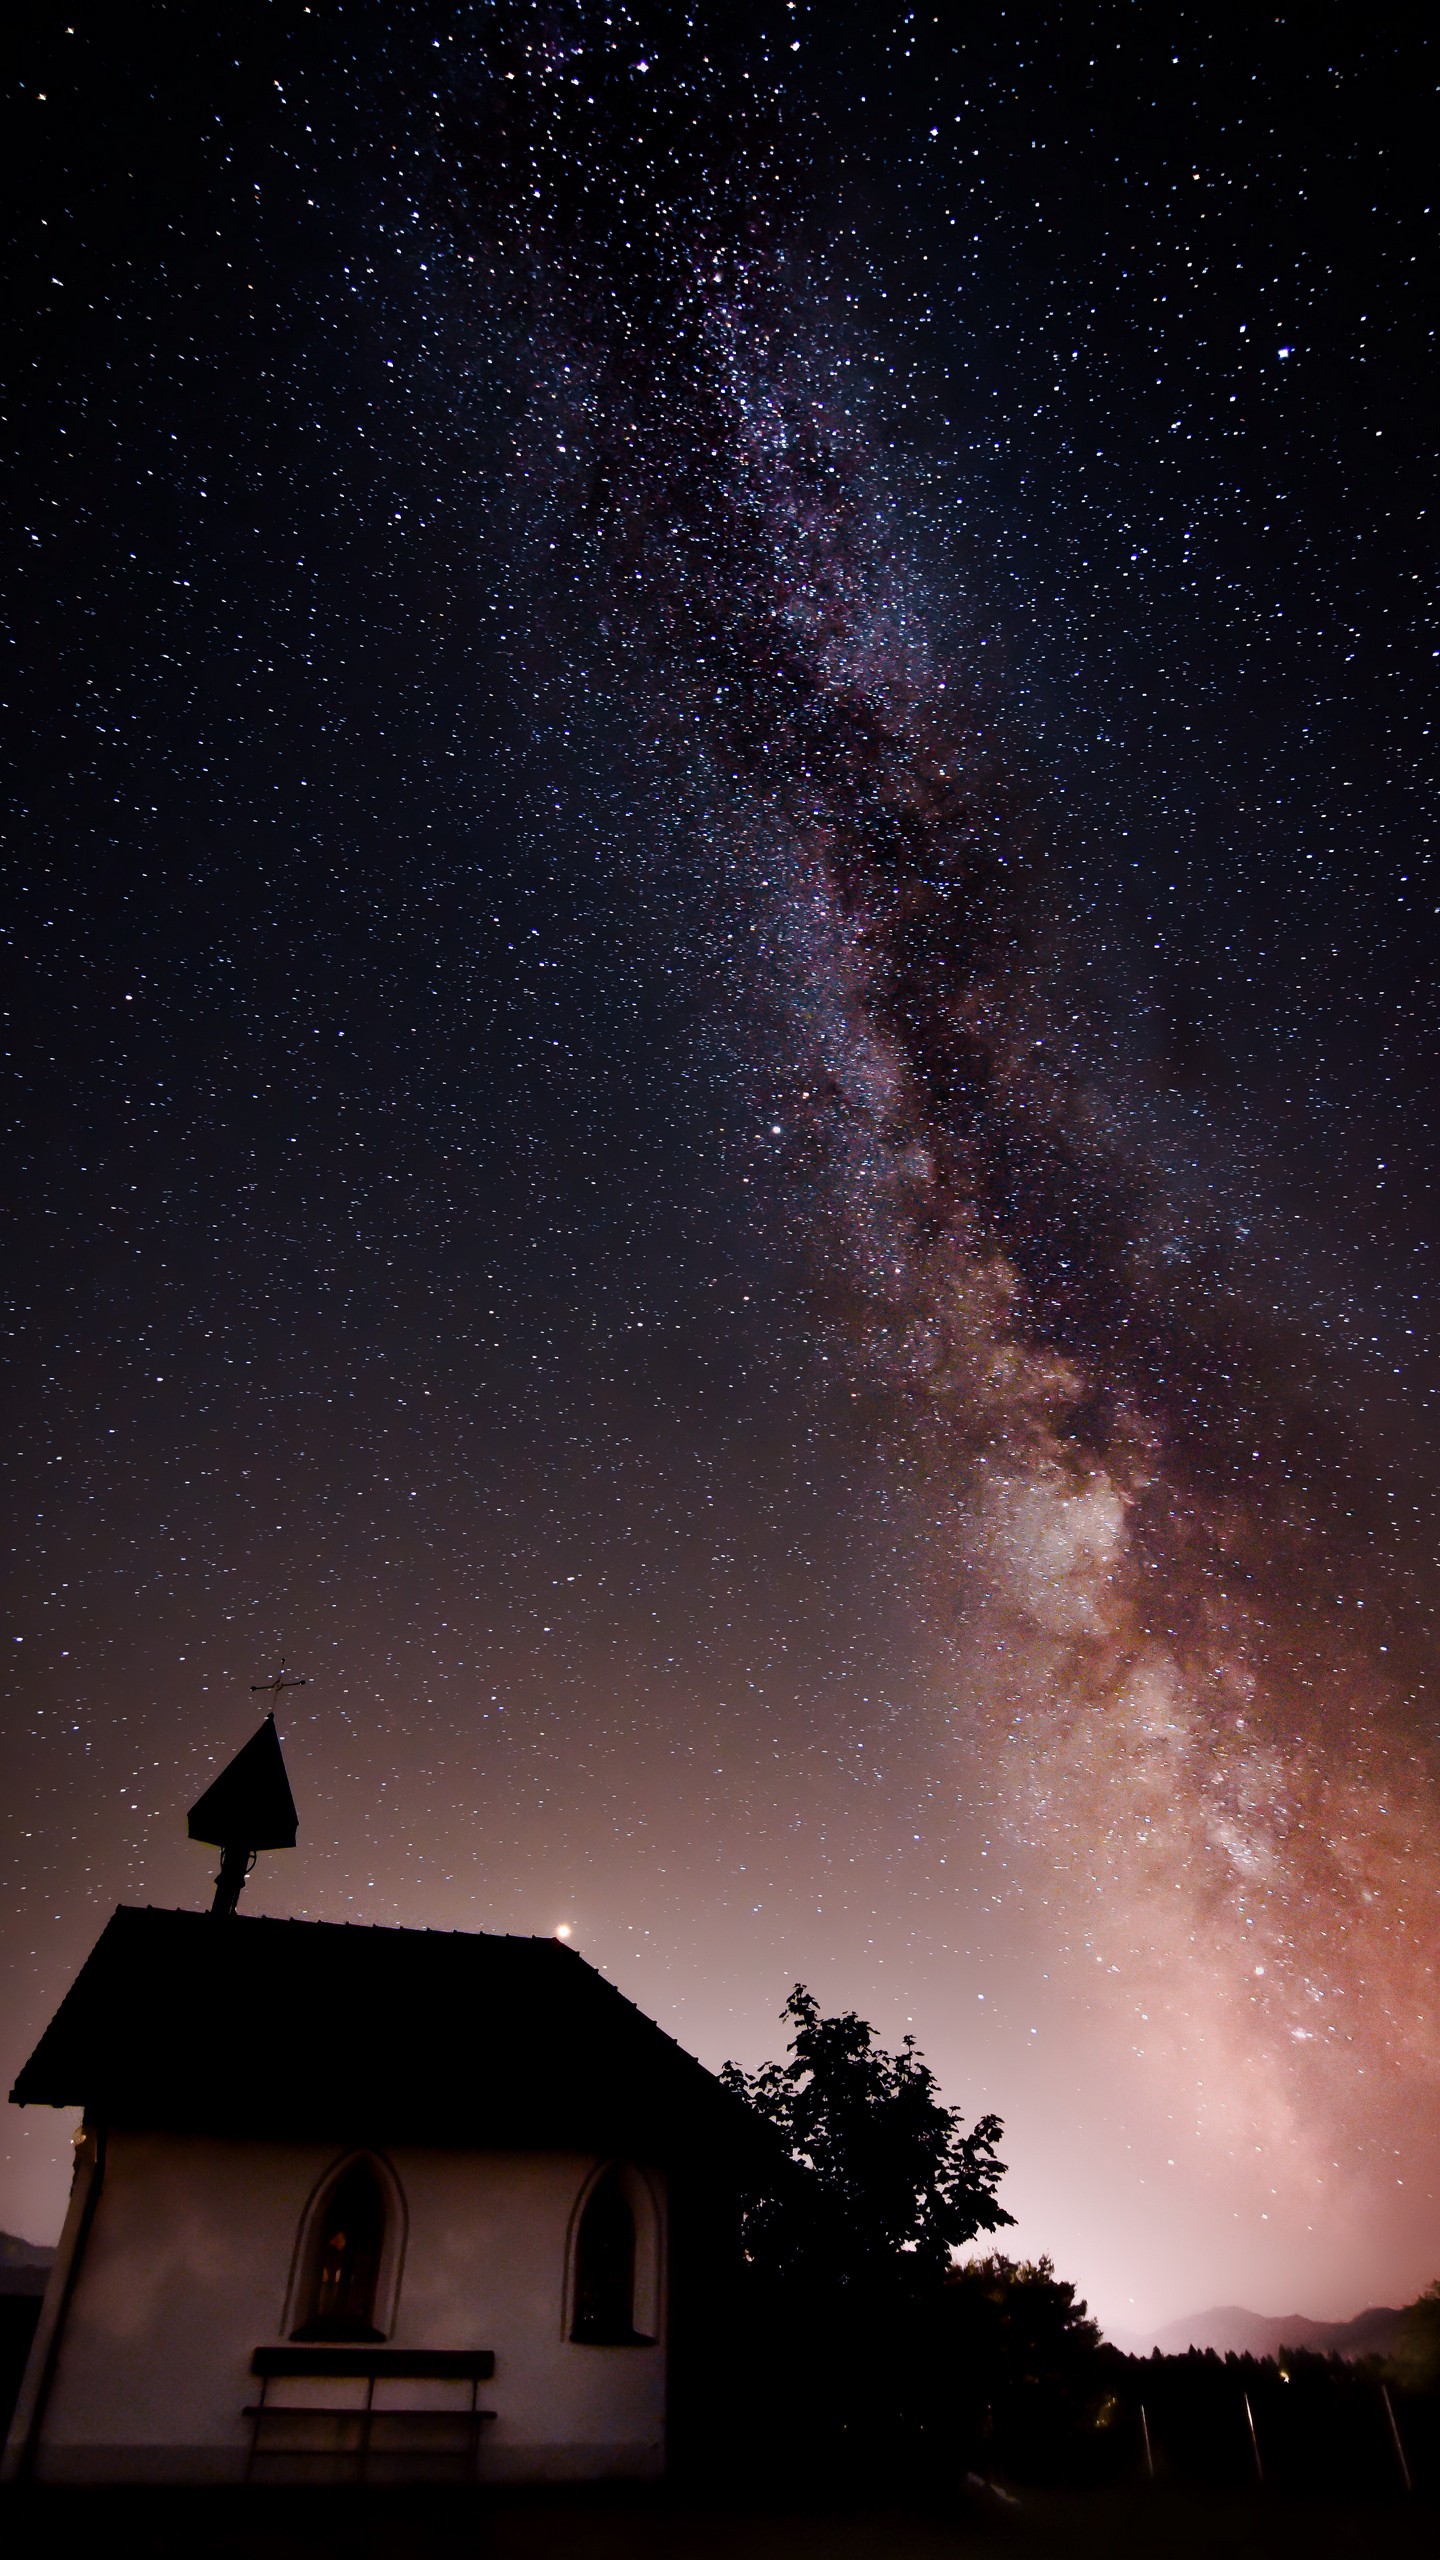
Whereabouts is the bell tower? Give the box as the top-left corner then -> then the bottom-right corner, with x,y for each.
187,1694 -> 300,1916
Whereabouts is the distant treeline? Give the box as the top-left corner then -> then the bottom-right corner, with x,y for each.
1100,2341 -> 1432,2500
699,2252 -> 1439,2499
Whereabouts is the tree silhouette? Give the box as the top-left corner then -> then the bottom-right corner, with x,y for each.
722,1983 -> 1013,2302
941,2253 -> 1107,2478
1392,2278 -> 1440,2394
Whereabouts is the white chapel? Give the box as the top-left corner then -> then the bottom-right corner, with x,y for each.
4,1715 -> 765,2485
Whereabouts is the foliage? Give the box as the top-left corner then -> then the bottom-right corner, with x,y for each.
946,2250 -> 1102,2380
940,2254 -> 1108,2481
1391,2277 -> 1440,2394
721,1983 -> 1013,2299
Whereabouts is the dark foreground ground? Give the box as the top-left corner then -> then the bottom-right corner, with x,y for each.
1,2484 -> 1435,2560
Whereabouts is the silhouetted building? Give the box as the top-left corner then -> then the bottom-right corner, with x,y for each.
4,1905 -> 761,2484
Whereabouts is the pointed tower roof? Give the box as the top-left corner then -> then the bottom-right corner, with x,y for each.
187,1714 -> 298,1852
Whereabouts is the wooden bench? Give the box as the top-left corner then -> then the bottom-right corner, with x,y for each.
244,2345 -> 496,2481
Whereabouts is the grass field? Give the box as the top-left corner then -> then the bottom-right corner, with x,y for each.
1,2483 -> 1435,2560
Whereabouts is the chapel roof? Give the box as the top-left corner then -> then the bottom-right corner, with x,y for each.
10,1905 -> 764,2162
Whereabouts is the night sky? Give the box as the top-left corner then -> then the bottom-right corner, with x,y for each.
4,1 -> 1437,2339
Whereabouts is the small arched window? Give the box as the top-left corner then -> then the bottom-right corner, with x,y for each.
293,2156 -> 387,2341
570,2167 -> 640,2344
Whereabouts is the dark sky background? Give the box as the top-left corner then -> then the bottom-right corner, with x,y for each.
4,0 -> 1437,2337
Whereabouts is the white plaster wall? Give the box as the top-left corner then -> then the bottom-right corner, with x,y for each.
21,2129 -> 666,2484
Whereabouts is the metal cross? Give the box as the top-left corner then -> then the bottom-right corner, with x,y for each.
249,1658 -> 308,1706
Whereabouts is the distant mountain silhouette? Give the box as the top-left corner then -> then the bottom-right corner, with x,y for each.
0,2232 -> 53,2297
1113,2302 -> 1402,2360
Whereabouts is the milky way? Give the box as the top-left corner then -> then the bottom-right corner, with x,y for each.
439,3 -> 1439,2266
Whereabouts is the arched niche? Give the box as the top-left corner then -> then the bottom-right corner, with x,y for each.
284,2149 -> 407,2342
565,2161 -> 662,2346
